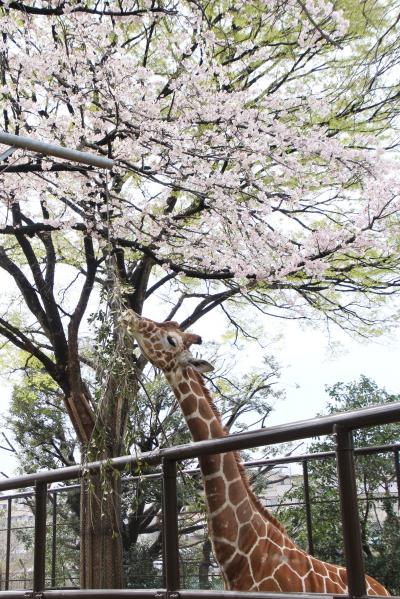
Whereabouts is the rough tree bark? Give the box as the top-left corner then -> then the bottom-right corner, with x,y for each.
199,539 -> 213,590
80,472 -> 123,588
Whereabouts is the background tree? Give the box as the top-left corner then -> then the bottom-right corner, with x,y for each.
280,376 -> 400,594
1,0 -> 400,587
1,349 -> 283,588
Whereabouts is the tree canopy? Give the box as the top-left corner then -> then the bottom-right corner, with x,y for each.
1,0 -> 400,334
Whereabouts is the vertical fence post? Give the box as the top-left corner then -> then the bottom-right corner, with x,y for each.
162,459 -> 180,593
5,497 -> 12,590
334,425 -> 366,597
51,490 -> 57,588
33,481 -> 47,593
394,449 -> 400,509
302,459 -> 314,555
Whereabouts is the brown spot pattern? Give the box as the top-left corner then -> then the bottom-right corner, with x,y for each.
251,513 -> 267,536
180,395 -> 197,414
223,455 -> 241,482
211,505 -> 238,542
225,554 -> 249,580
251,543 -> 280,583
190,379 -> 203,395
189,417 -> 209,440
283,550 -> 310,576
232,571 -> 254,590
236,499 -> 253,523
209,419 -> 224,436
213,539 -> 236,563
238,522 -> 259,553
228,479 -> 247,505
304,570 -> 326,591
258,577 -> 282,592
178,381 -> 190,395
276,563 -> 304,592
311,556 -> 328,576
199,400 -> 213,419
200,455 -> 221,475
205,476 -> 226,512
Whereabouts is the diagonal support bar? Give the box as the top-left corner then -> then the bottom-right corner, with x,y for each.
0,131 -> 114,169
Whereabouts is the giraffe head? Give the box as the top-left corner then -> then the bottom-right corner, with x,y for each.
121,309 -> 214,374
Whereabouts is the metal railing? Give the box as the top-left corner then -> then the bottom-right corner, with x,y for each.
1,442 -> 398,590
0,401 -> 399,599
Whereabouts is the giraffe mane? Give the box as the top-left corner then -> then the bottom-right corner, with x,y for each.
190,369 -> 288,536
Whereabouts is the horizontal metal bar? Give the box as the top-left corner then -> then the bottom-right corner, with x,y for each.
0,131 -> 114,169
0,594 -> 29,599
243,441 -> 400,468
0,592 -> 165,599
0,484 -> 82,501
0,452 -> 161,491
179,593 -> 340,599
0,401 -> 399,493
160,401 -> 400,462
0,590 -> 396,599
2,441 -> 400,500
178,592 -> 395,599
0,491 -> 397,535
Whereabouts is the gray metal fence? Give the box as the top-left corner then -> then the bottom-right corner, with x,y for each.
0,401 -> 399,599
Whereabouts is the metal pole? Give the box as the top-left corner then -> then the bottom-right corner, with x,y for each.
394,449 -> 400,509
162,459 -> 180,592
5,498 -> 11,590
302,460 -> 314,555
33,481 -> 48,593
334,426 -> 366,597
51,491 -> 58,588
0,131 -> 114,170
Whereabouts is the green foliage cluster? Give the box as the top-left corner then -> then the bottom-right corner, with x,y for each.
7,359 -> 77,472
280,376 -> 400,594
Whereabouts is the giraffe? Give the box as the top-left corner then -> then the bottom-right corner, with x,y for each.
121,310 -> 389,595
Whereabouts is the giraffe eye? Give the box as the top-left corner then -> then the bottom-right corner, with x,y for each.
167,335 -> 177,347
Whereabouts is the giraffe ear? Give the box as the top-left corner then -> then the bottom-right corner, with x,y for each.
188,358 -> 214,373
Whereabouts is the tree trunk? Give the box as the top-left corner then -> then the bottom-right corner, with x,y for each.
80,471 -> 123,588
198,539 -> 212,590
77,327 -> 139,589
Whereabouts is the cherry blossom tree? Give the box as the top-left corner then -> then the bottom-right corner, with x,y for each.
0,0 -> 400,588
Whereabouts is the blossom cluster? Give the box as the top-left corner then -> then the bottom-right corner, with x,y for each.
0,0 -> 399,289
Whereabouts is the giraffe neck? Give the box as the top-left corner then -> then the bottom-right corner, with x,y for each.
166,365 -> 292,588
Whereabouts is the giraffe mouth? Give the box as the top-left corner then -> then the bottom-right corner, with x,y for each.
122,320 -> 151,363
120,310 -> 147,351
120,309 -> 141,333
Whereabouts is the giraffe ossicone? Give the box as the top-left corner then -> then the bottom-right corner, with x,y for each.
121,309 -> 389,595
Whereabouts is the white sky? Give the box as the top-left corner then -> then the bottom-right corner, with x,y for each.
194,309 -> 400,425
265,321 -> 400,425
